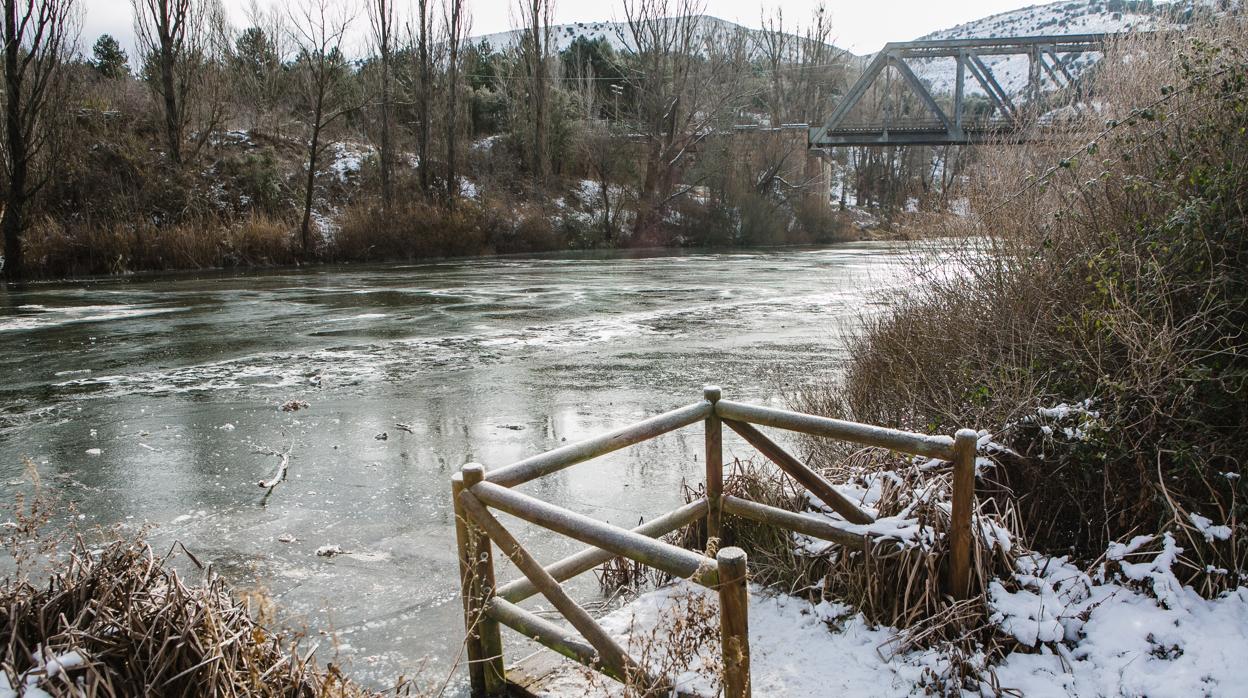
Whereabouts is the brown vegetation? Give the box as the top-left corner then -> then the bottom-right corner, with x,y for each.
1,539 -> 396,697
3,0 -> 952,280
797,20 -> 1247,592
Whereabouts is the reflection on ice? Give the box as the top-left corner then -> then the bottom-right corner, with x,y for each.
0,304 -> 187,332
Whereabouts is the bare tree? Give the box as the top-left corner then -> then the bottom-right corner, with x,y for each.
443,0 -> 467,202
621,0 -> 748,241
516,0 -> 551,186
581,119 -> 629,243
367,0 -> 394,209
749,5 -> 846,211
289,0 -> 355,252
756,4 -> 845,127
132,0 -> 228,164
756,8 -> 794,129
407,0 -> 433,194
1,0 -> 76,281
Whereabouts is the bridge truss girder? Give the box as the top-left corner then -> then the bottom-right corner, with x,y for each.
809,34 -> 1113,148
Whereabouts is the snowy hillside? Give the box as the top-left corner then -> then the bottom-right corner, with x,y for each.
905,0 -> 1188,96
471,15 -> 842,59
468,3 -> 1196,98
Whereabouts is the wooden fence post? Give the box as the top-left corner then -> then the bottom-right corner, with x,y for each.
718,546 -> 751,698
705,385 -> 723,544
948,429 -> 979,601
457,464 -> 506,695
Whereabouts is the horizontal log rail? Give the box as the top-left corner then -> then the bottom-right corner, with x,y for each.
453,387 -> 978,698
485,401 -> 713,487
722,495 -> 871,549
485,598 -> 602,673
716,399 -> 956,460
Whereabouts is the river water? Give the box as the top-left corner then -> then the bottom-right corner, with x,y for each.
0,244 -> 922,692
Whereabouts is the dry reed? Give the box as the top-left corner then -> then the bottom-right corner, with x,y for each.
0,537 -> 408,697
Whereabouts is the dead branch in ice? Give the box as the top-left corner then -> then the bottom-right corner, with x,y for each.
256,443 -> 293,491
394,423 -> 414,434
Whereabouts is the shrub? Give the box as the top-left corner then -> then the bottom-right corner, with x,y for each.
334,190 -> 579,263
794,22 -> 1248,592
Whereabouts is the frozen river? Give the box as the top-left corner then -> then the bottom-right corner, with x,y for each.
0,244 -> 923,692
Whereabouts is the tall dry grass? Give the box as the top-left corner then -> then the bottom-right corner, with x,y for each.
23,213 -> 300,277
333,197 -> 566,262
795,19 -> 1248,592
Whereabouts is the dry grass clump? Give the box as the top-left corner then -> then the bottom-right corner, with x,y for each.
706,460 -> 824,595
714,457 -> 1015,641
794,18 -> 1248,593
1,464 -> 411,697
0,539 -> 391,697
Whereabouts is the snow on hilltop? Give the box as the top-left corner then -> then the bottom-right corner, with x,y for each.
906,0 -> 1188,96
470,15 -> 845,59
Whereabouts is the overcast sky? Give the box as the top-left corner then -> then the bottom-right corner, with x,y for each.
81,0 -> 1042,57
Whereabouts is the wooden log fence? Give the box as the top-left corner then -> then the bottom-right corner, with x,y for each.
451,387 -> 980,697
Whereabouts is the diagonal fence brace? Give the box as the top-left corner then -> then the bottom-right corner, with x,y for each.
457,489 -> 658,687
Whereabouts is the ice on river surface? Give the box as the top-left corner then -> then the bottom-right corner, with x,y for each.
0,244 -> 926,693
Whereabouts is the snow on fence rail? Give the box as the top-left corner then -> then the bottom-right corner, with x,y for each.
450,386 -> 979,697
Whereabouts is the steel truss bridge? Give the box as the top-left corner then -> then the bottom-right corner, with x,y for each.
809,34 -> 1116,148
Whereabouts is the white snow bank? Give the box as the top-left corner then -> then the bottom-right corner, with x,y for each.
992,546 -> 1248,697
543,582 -> 947,697
328,142 -> 372,183
550,541 -> 1248,696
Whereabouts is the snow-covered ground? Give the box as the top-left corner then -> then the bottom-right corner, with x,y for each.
541,549 -> 1248,697
990,550 -> 1248,696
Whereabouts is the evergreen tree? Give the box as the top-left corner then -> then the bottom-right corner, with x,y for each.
233,26 -> 279,82
91,34 -> 130,79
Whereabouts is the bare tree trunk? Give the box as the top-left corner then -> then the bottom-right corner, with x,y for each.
157,23 -> 182,162
134,0 -> 192,164
2,0 -> 74,282
2,5 -> 28,280
519,0 -> 550,187
444,0 -> 467,203
370,0 -> 395,209
415,0 -> 431,193
299,96 -> 324,251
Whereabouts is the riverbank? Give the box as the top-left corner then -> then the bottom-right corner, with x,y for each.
10,194 -> 934,282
